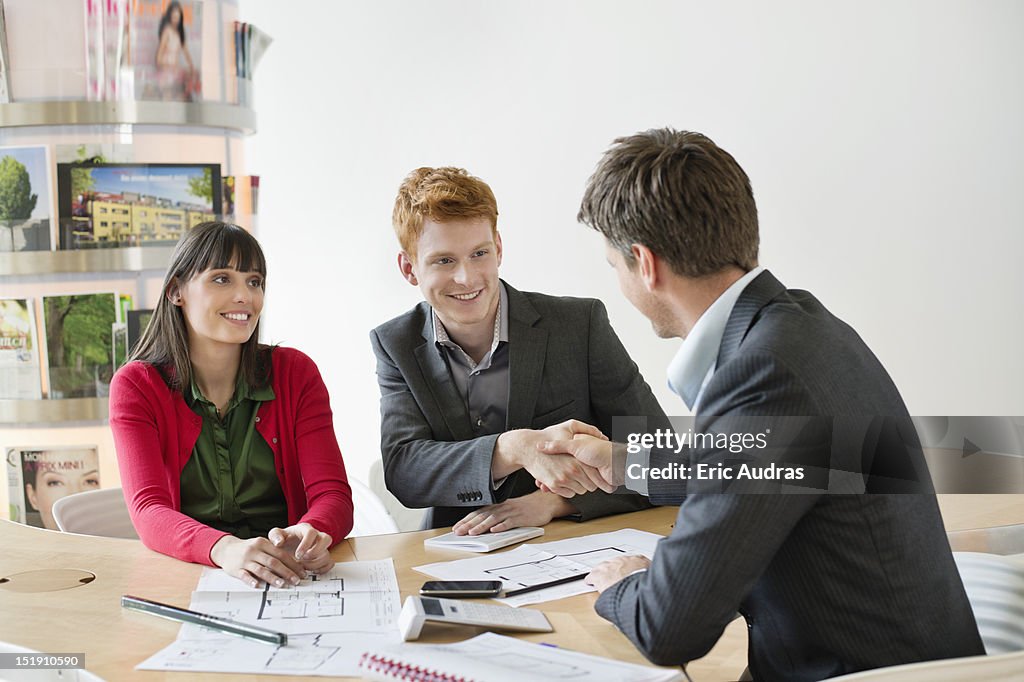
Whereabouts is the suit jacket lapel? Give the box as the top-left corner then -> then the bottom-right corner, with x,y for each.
413,305 -> 474,441
716,269 -> 787,368
504,283 -> 547,429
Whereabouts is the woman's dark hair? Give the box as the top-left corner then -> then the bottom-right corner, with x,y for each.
158,1 -> 187,48
129,221 -> 270,392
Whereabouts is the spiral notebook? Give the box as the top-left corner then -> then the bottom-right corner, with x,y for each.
358,632 -> 685,682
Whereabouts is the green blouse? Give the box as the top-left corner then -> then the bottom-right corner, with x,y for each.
180,376 -> 287,539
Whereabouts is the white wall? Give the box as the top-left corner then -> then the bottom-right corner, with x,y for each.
240,0 -> 1024,487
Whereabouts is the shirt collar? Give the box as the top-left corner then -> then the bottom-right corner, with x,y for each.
432,282 -> 509,369
667,266 -> 765,410
185,373 -> 274,410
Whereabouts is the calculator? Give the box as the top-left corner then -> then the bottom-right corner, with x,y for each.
397,595 -> 554,641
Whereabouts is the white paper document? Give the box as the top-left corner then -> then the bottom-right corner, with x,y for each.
415,528 -> 664,606
136,559 -> 403,676
360,632 -> 684,682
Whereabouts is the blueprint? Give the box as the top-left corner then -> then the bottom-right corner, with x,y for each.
190,559 -> 400,634
135,559 -> 403,675
415,528 -> 664,606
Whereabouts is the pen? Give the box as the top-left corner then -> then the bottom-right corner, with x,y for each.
503,573 -> 589,597
121,594 -> 287,646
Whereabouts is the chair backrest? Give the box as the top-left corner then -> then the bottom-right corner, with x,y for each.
826,551 -> 1024,681
368,459 -> 426,531
348,476 -> 399,537
953,552 -> 1024,655
51,487 -> 138,539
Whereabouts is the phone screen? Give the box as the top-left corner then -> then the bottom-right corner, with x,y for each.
419,580 -> 503,596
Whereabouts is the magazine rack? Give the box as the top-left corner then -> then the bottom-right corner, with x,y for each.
1,0 -> 258,522
1,0 -> 253,424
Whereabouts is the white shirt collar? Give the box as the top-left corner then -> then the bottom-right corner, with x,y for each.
667,266 -> 765,411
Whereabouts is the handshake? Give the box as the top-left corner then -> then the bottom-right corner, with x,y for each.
494,419 -> 627,498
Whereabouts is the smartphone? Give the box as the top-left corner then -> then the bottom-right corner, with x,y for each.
419,580 -> 503,598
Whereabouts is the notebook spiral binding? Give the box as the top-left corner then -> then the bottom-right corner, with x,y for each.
358,651 -> 475,682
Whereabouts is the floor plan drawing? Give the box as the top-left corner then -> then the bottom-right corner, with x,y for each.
259,589 -> 345,620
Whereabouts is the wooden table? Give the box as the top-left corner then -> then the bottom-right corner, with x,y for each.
1,496 -> 1021,681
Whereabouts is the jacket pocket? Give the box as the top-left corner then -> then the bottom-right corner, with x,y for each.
531,399 -> 579,428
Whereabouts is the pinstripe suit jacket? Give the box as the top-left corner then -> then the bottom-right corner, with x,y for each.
370,282 -> 662,528
595,271 -> 984,681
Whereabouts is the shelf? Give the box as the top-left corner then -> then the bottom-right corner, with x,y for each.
0,246 -> 174,277
0,100 -> 257,135
0,398 -> 108,425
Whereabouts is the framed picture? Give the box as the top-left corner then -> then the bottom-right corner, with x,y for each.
0,145 -> 54,252
56,162 -> 221,249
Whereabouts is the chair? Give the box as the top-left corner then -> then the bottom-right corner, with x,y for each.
51,487 -> 138,539
825,550 -> 1024,681
348,476 -> 399,537
368,459 -> 426,531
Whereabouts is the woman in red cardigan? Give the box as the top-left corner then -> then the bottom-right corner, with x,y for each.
110,222 -> 353,588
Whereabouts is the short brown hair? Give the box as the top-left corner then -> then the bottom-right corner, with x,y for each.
392,167 -> 499,257
578,129 -> 759,277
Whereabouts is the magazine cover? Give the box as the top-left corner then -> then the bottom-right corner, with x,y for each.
118,294 -> 133,323
0,145 -> 53,252
133,0 -> 203,102
41,293 -> 118,398
126,308 -> 153,353
112,322 -> 128,368
104,0 -> 133,100
0,1 -> 12,103
6,446 -> 100,529
84,0 -> 104,100
56,162 -> 221,249
0,298 -> 43,399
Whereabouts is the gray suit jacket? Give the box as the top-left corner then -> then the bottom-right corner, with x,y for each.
370,282 -> 664,528
595,271 -> 984,681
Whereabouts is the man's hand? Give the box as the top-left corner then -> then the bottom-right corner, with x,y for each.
493,420 -> 613,496
585,555 -> 651,593
538,434 -> 621,489
209,535 -> 307,589
268,523 -> 335,575
452,491 -> 576,536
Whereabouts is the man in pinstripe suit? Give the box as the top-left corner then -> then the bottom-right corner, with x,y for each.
542,129 -> 984,681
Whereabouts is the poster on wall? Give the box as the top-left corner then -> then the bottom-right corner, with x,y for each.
6,446 -> 101,530
132,0 -> 203,102
41,292 -> 118,398
0,145 -> 53,252
56,162 -> 221,249
0,298 -> 43,399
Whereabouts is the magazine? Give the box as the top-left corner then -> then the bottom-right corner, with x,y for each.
126,308 -> 153,354
6,446 -> 100,530
0,145 -> 54,252
112,322 -> 128,369
133,0 -> 203,102
84,0 -> 104,100
0,298 -> 43,399
56,162 -> 221,249
41,292 -> 118,398
0,0 -> 12,103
